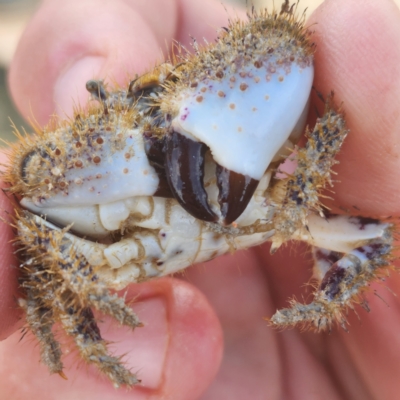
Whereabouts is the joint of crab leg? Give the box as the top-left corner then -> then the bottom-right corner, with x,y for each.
216,164 -> 259,225
86,80 -> 108,102
165,130 -> 218,222
104,238 -> 143,270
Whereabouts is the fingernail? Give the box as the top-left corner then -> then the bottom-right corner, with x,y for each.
98,296 -> 169,389
53,55 -> 106,117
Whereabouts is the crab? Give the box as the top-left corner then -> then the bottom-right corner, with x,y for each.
2,2 -> 395,388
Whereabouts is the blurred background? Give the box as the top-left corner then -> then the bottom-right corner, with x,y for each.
0,0 -> 395,143
0,0 -> 326,143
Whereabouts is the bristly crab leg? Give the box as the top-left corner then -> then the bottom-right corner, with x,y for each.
270,214 -> 394,331
17,211 -> 142,387
268,94 -> 349,250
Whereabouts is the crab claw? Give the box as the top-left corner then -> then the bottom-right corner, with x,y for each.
216,164 -> 259,225
166,46 -> 314,224
164,131 -> 218,222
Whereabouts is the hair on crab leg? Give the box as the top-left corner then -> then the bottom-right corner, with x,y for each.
268,94 -> 349,251
20,211 -> 143,330
16,210 -> 143,384
17,226 -> 65,376
20,292 -> 64,376
270,215 -> 394,331
54,295 -> 140,388
54,242 -> 143,330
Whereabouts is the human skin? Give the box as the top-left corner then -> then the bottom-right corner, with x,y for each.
1,0 -> 400,398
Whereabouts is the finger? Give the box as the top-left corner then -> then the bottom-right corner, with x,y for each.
0,278 -> 223,399
0,153 -> 22,340
331,277 -> 400,400
8,0 -> 243,126
186,249 -> 346,399
184,250 -> 282,398
309,0 -> 400,215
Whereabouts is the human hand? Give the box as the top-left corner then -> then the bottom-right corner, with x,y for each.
1,0 -> 400,399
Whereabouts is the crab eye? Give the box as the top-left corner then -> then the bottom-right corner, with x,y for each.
19,147 -> 54,187
20,150 -> 41,184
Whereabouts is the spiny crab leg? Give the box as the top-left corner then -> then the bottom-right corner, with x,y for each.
270,214 -> 394,330
20,293 -> 64,376
56,300 -> 140,387
17,212 -> 142,386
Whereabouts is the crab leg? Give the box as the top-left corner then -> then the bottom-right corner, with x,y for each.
54,241 -> 143,329
16,211 -> 143,383
21,291 -> 64,375
17,226 -> 65,375
270,214 -> 394,330
55,295 -> 140,387
269,97 -> 349,248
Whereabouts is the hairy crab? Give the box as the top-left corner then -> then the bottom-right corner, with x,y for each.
2,2 -> 395,388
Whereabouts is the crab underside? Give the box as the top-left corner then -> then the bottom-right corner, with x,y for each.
3,3 -> 396,388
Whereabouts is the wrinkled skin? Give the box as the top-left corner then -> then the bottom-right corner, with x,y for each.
1,0 -> 400,399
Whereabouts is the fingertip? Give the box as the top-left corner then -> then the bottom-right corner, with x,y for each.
309,0 -> 400,215
110,278 -> 223,394
0,153 -> 22,341
0,278 -> 222,398
162,279 -> 223,398
8,0 -> 178,125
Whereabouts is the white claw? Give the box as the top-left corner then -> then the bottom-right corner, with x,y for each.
171,61 -> 314,180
